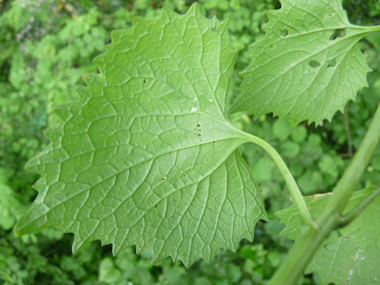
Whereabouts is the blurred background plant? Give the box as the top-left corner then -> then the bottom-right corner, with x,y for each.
0,0 -> 379,284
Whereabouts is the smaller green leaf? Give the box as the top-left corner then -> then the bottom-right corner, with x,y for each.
318,155 -> 337,175
297,170 -> 317,195
99,258 -> 122,284
280,141 -> 300,158
276,189 -> 380,285
251,157 -> 273,183
308,134 -> 322,147
272,120 -> 291,140
230,0 -> 375,125
289,163 -> 304,177
311,171 -> 323,184
291,126 -> 307,143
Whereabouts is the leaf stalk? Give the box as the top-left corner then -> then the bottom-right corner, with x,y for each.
244,133 -> 316,228
363,25 -> 380,33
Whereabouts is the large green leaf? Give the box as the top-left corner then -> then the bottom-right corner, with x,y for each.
276,189 -> 380,284
15,4 -> 268,267
230,0 -> 374,125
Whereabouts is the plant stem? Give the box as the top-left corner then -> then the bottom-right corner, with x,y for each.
268,103 -> 380,285
321,103 -> 380,217
245,133 -> 316,228
269,215 -> 339,285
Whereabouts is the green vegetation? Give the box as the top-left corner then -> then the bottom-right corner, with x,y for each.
1,0 -> 380,284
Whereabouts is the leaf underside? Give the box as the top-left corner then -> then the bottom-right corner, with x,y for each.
230,0 -> 371,125
16,4 -> 268,267
276,189 -> 380,285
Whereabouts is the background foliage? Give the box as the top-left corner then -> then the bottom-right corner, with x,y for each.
0,0 -> 379,284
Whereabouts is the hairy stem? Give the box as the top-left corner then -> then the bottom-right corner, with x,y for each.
268,103 -> 380,285
244,133 -> 316,228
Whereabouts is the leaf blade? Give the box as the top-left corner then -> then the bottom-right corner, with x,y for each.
230,0 -> 371,124
16,4 -> 268,267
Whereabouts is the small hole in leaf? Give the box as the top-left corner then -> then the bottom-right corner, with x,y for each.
199,134 -> 201,137
327,59 -> 336,68
143,80 -> 147,83
309,60 -> 321,68
185,137 -> 188,140
280,28 -> 289,37
329,29 -> 346,41
325,9 -> 335,17
161,178 -> 166,181
199,129 -> 201,132
213,141 -> 216,144
206,159 -> 208,162
196,123 -> 201,127
154,204 -> 158,208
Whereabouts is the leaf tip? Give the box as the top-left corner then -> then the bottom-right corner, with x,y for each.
14,228 -> 22,236
112,243 -> 127,257
72,235 -> 86,254
189,2 -> 200,14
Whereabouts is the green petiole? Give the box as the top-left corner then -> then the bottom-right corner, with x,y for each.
244,133 -> 317,229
